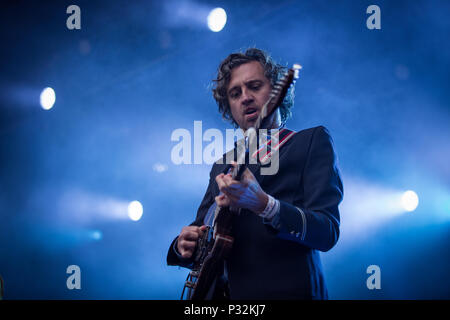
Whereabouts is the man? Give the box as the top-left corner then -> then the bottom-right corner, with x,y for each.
167,48 -> 343,299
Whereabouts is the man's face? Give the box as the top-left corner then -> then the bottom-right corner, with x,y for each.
227,61 -> 272,131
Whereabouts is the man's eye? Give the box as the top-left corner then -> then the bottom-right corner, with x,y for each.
249,83 -> 262,90
230,91 -> 239,99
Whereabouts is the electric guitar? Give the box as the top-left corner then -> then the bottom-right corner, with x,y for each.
181,64 -> 301,300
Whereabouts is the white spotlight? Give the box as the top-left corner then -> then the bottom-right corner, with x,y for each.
128,200 -> 143,221
40,87 -> 56,110
207,8 -> 227,32
401,190 -> 419,212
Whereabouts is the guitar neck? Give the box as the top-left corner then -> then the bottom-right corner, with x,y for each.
230,64 -> 301,181
254,65 -> 300,131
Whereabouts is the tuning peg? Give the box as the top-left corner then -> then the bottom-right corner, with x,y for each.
292,64 -> 302,79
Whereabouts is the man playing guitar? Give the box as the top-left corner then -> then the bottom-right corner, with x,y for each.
167,48 -> 343,300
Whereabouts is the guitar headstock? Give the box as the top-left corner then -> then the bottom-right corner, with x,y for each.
257,64 -> 302,128
267,64 -> 301,115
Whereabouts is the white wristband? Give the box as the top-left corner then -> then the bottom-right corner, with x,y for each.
259,194 -> 279,220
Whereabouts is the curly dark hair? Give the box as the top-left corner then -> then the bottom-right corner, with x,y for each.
212,48 -> 295,128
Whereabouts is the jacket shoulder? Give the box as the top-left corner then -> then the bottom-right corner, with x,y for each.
293,125 -> 329,137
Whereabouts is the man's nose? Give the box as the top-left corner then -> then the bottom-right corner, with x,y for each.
241,88 -> 254,106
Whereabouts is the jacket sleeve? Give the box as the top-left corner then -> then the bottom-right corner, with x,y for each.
264,126 -> 343,252
166,165 -> 218,268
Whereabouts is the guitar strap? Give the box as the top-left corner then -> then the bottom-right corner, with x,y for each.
251,128 -> 297,164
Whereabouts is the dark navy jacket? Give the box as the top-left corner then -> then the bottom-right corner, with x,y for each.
167,126 -> 343,299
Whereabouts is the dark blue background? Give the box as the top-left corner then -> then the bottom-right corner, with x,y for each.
0,0 -> 449,299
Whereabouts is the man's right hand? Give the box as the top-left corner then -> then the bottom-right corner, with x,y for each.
177,225 -> 208,259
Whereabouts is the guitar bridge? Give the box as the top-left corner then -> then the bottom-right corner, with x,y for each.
181,270 -> 199,299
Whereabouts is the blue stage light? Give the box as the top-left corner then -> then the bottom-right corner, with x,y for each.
90,230 -> 103,240
40,87 -> 55,110
401,190 -> 419,212
153,162 -> 168,173
128,200 -> 143,221
207,8 -> 227,32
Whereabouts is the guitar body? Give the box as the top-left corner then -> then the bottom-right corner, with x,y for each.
182,206 -> 234,300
